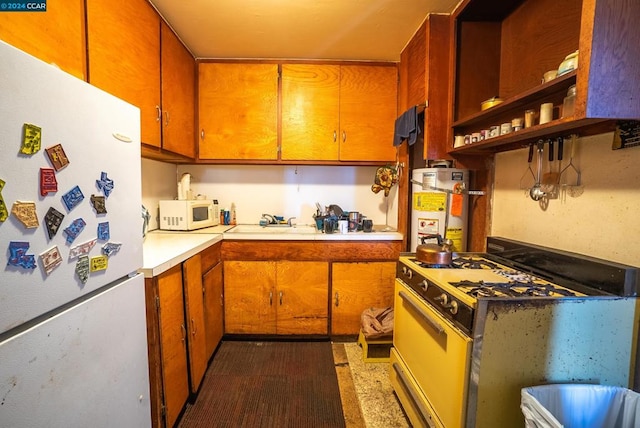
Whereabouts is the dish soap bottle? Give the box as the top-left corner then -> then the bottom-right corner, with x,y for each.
230,203 -> 237,225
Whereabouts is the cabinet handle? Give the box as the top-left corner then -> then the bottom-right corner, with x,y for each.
342,130 -> 346,142
191,319 -> 197,336
279,290 -> 283,305
200,129 -> 205,140
220,292 -> 224,307
269,290 -> 273,306
164,110 -> 170,126
155,105 -> 161,122
180,324 -> 186,343
333,130 -> 337,142
334,292 -> 339,307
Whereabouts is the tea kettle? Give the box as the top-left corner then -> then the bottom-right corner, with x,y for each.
416,234 -> 453,265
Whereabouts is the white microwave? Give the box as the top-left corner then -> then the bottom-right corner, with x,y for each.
159,199 -> 219,231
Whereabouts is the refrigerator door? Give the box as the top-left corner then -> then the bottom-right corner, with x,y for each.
0,274 -> 151,428
0,41 -> 142,334
411,168 -> 469,252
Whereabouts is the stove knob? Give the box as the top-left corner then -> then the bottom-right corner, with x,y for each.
420,280 -> 429,291
449,300 -> 459,315
403,268 -> 413,279
434,293 -> 448,305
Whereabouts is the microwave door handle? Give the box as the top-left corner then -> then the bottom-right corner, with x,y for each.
399,291 -> 446,335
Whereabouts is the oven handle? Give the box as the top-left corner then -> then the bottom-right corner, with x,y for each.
399,290 -> 446,335
392,362 -> 436,428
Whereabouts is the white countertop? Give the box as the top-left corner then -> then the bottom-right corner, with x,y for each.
140,227 -> 228,278
141,224 -> 402,277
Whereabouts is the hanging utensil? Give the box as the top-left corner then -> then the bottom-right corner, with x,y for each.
529,140 -> 546,201
541,138 -> 561,194
559,135 -> 583,198
520,143 -> 536,192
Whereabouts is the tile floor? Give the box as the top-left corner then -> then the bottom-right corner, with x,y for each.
333,342 -> 410,428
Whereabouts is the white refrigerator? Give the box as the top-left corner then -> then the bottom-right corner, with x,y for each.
410,167 -> 469,252
0,41 -> 151,427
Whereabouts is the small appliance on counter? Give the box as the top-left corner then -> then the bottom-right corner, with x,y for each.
159,199 -> 219,231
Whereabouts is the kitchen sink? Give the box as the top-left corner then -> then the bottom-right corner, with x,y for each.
225,224 -> 319,234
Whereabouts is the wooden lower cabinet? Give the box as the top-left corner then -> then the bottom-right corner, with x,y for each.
224,261 -> 329,335
146,243 -> 225,428
276,261 -> 329,334
331,261 -> 396,335
203,262 -> 223,358
182,255 -> 207,393
145,264 -> 189,428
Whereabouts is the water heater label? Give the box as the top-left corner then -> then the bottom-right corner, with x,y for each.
413,192 -> 446,212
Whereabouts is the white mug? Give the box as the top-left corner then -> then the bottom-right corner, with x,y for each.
338,220 -> 348,234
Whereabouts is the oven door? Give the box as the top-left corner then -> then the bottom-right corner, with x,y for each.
392,279 -> 472,428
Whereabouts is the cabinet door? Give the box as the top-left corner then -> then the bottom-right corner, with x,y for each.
276,261 -> 329,335
339,65 -> 398,162
160,22 -> 195,158
198,63 -> 278,160
224,261 -> 277,334
281,64 -> 340,160
157,265 -> 189,428
86,0 -> 161,147
331,261 -> 396,335
183,255 -> 207,393
0,1 -> 86,80
203,262 -> 223,359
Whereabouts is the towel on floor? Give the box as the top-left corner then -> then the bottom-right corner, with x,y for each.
393,105 -> 421,146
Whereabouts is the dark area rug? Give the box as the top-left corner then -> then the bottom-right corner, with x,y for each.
178,341 -> 346,428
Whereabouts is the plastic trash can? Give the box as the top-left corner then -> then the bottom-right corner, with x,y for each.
521,384 -> 640,428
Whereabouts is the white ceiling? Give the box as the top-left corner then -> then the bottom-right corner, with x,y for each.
149,0 -> 460,62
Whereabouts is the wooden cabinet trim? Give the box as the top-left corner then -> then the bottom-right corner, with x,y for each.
221,240 -> 401,261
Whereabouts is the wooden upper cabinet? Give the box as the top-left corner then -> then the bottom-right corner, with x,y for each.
0,0 -> 86,79
339,65 -> 398,162
399,15 -> 451,161
160,22 -> 195,158
198,63 -> 278,160
281,64 -> 398,162
281,64 -> 341,160
86,0 -> 161,147
449,0 -> 640,154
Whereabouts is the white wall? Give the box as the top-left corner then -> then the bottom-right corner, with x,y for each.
491,132 -> 640,266
141,159 -> 399,230
141,158 -> 177,230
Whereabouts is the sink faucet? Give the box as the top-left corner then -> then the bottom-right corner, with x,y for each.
287,217 -> 297,226
261,214 -> 277,225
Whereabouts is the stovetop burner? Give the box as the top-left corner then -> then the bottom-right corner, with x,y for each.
411,256 -> 499,270
449,280 -> 579,298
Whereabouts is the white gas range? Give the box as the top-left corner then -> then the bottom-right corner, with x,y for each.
390,237 -> 640,428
